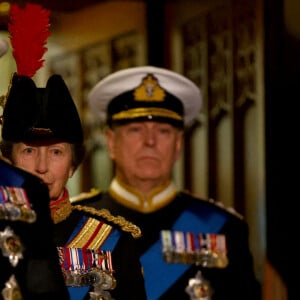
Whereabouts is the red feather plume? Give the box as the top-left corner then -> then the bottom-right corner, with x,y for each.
8,3 -> 51,78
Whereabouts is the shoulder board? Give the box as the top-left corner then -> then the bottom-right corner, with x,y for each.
73,205 -> 142,239
182,190 -> 244,220
70,188 -> 101,204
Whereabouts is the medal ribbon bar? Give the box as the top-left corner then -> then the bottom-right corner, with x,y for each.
0,186 -> 36,223
57,247 -> 116,290
161,230 -> 228,268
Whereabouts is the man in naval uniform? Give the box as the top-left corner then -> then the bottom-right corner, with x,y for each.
85,66 -> 261,300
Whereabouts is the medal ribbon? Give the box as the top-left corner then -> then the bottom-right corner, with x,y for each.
161,231 -> 227,267
58,247 -> 116,300
57,247 -> 113,273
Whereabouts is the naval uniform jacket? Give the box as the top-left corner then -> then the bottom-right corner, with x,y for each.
83,178 -> 261,300
0,158 -> 69,300
51,189 -> 146,300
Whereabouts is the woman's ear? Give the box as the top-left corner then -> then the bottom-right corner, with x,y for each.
68,166 -> 76,178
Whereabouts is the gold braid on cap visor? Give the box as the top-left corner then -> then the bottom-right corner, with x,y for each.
111,107 -> 183,121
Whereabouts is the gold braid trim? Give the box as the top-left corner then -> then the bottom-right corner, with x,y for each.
73,205 -> 142,239
51,199 -> 73,224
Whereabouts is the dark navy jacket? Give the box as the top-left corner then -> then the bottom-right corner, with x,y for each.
84,190 -> 261,300
0,158 -> 69,300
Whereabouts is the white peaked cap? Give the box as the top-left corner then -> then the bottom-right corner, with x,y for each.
88,66 -> 202,127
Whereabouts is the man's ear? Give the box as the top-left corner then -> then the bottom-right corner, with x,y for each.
175,130 -> 184,161
106,128 -> 116,159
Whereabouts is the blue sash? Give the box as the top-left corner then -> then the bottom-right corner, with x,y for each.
141,202 -> 227,300
67,216 -> 121,300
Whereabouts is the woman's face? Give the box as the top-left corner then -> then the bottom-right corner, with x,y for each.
11,141 -> 75,201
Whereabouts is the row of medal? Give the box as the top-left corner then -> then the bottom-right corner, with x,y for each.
0,186 -> 36,223
57,246 -> 116,299
161,230 -> 228,268
0,187 -> 32,299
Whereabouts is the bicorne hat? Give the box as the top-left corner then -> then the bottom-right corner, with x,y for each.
1,73 -> 83,144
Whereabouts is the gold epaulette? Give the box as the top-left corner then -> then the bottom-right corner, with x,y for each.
70,188 -> 101,204
73,205 -> 142,239
182,190 -> 244,220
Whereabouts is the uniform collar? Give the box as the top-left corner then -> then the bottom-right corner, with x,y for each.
49,188 -> 73,224
109,177 -> 177,213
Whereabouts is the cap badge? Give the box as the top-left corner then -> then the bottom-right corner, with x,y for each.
134,74 -> 166,101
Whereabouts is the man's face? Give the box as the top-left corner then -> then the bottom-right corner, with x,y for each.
106,121 -> 183,187
11,141 -> 75,201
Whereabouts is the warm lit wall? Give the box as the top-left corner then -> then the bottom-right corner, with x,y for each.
48,2 -> 147,53
41,1 -> 147,195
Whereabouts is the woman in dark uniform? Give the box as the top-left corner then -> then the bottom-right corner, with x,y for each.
0,73 -> 146,300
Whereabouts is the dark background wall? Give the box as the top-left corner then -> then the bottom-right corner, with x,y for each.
265,0 -> 297,298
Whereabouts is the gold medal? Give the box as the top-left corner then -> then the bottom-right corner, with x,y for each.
98,271 -> 116,290
89,289 -> 113,300
64,268 -> 116,291
19,206 -> 36,223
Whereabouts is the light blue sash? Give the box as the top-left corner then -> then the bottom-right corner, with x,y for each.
141,202 -> 227,300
